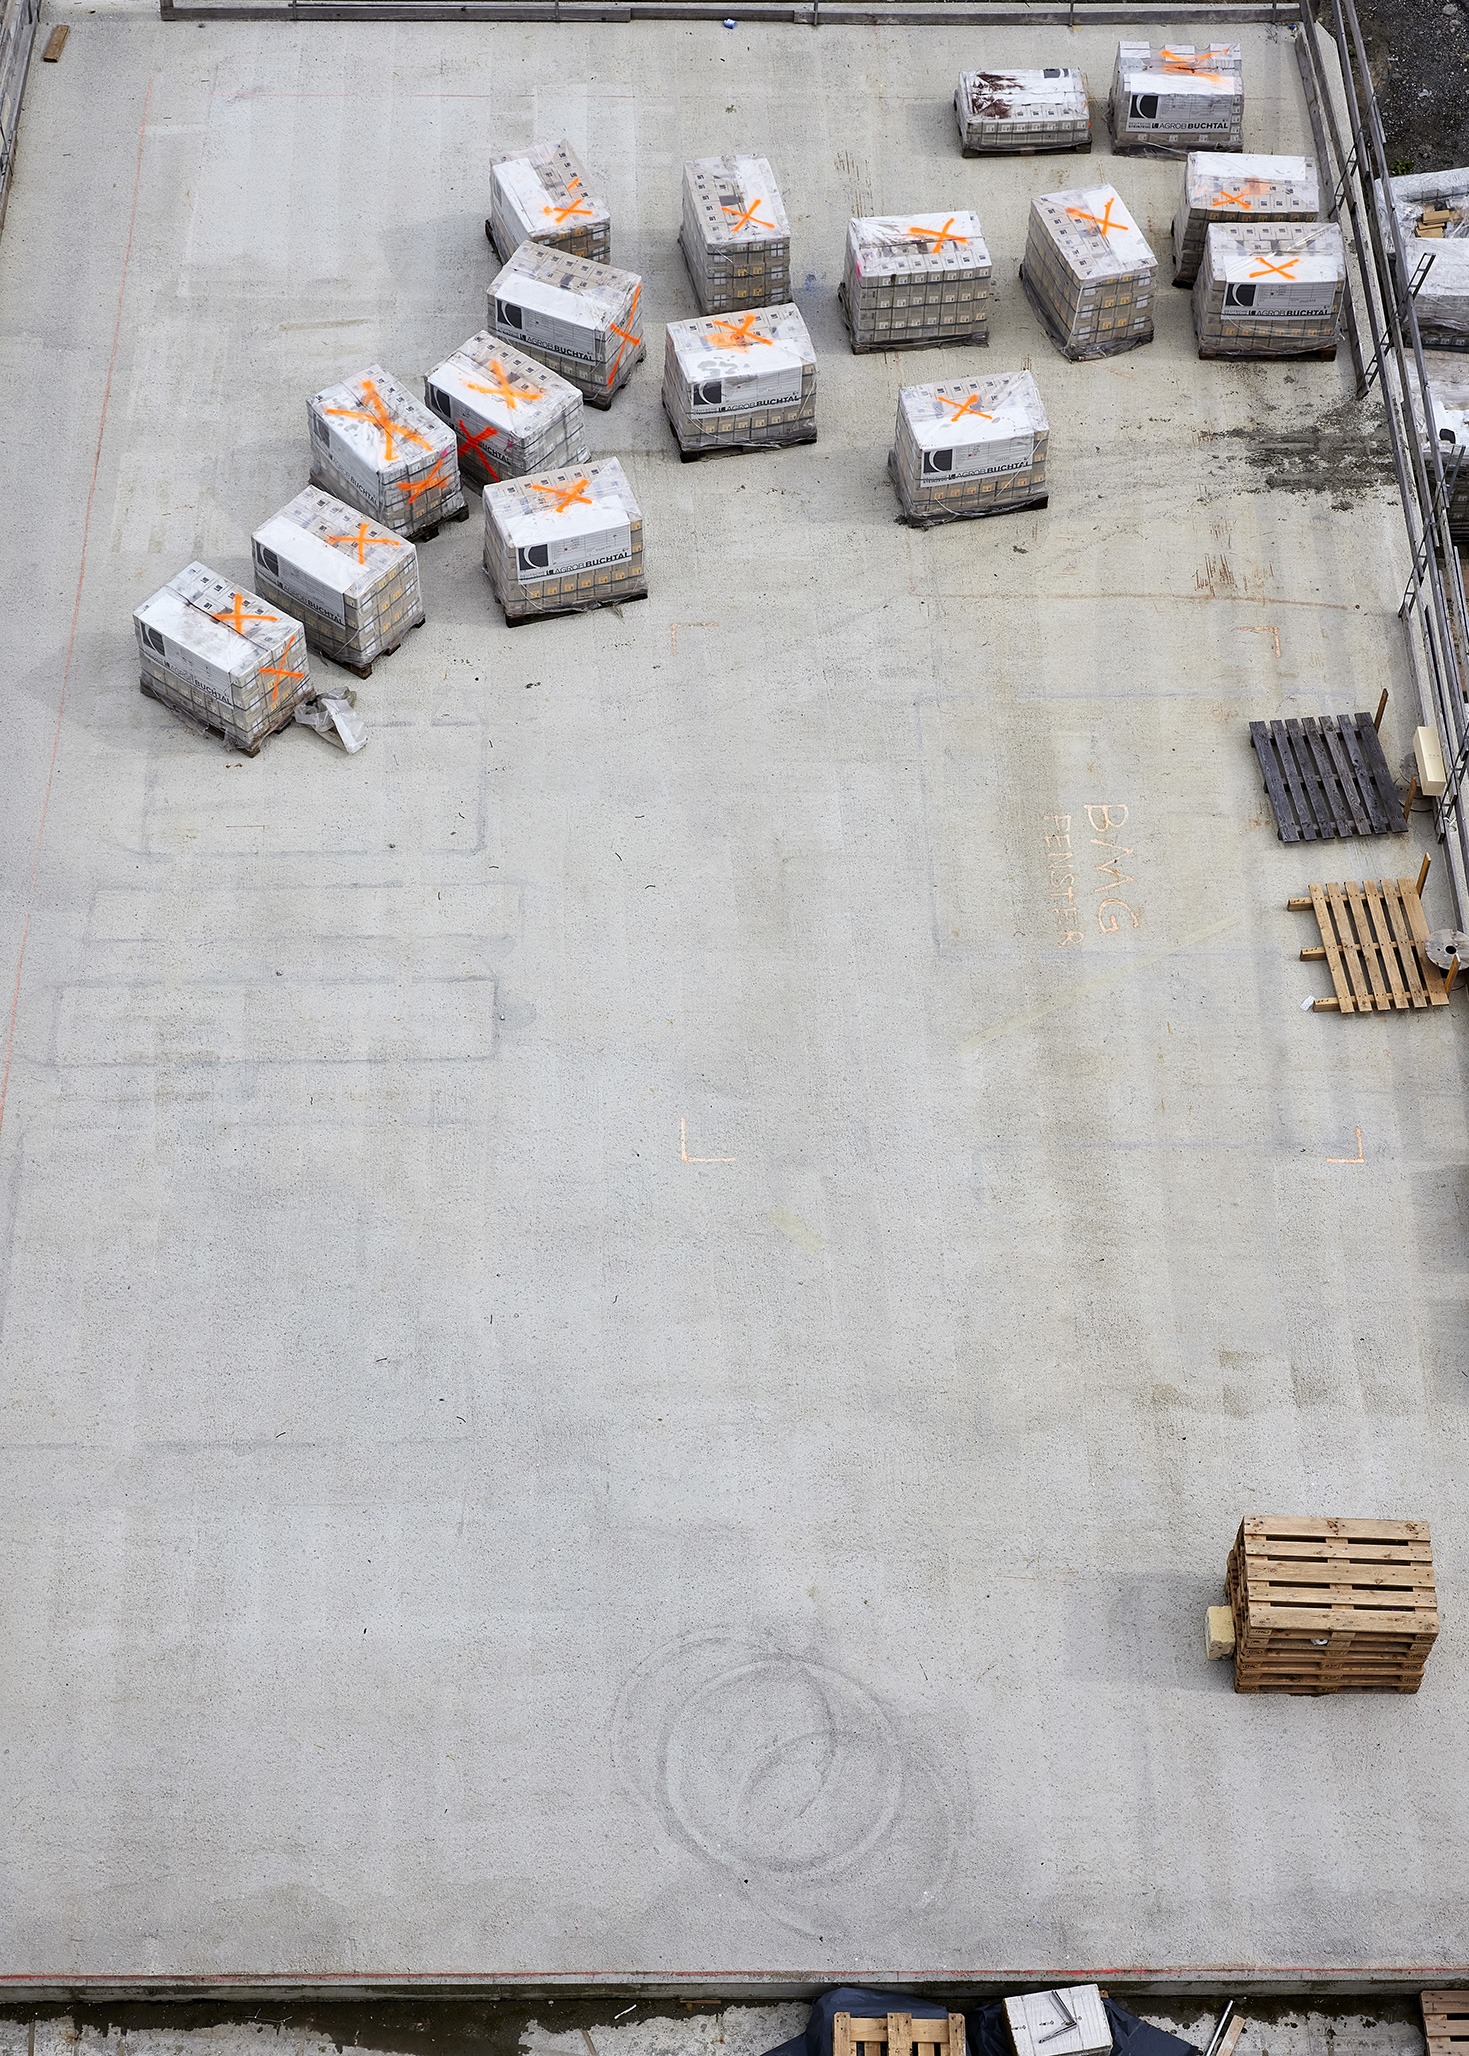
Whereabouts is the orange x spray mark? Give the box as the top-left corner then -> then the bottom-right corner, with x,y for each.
709,313 -> 773,350
1067,197 -> 1124,236
907,216 -> 967,252
212,594 -> 278,635
455,417 -> 503,477
607,282 -> 642,385
326,522 -> 403,565
939,393 -> 993,424
465,359 -> 542,411
397,456 -> 451,505
258,660 -> 305,703
529,475 -> 592,515
1159,44 -> 1228,77
324,377 -> 432,463
548,175 -> 592,224
722,196 -> 774,235
1249,254 -> 1301,278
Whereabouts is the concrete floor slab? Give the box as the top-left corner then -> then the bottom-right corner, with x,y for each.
1,3 -> 1467,1990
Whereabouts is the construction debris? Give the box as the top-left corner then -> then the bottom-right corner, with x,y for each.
134,561 -> 311,754
954,68 -> 1091,155
482,457 -> 647,624
307,365 -> 465,540
839,212 -> 991,352
488,243 -> 644,408
1109,43 -> 1244,156
251,488 -> 424,681
1193,221 -> 1344,357
1228,1515 -> 1439,1688
679,155 -> 792,313
1171,151 -> 1318,285
295,691 -> 367,752
486,139 -> 611,264
1020,184 -> 1156,358
889,370 -> 1048,526
662,302 -> 816,457
1384,168 -> 1469,345
1005,1989 -> 1111,2056
424,332 -> 588,487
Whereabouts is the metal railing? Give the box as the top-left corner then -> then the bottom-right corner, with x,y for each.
0,0 -> 40,235
1297,0 -> 1469,928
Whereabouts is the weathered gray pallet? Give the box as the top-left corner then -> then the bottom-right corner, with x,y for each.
1249,712 -> 1407,841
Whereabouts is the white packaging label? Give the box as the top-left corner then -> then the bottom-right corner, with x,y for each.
511,499 -> 632,582
254,516 -> 356,627
921,431 -> 1035,480
495,275 -> 596,363
687,345 -> 803,412
1222,279 -> 1338,316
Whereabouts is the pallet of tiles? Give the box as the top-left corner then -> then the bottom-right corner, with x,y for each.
1171,152 -> 1318,284
425,332 -> 588,488
955,68 -> 1091,155
679,155 -> 791,313
486,139 -> 611,265
1422,1994 -> 1469,2056
663,302 -> 816,458
308,365 -> 465,541
488,243 -> 643,408
889,370 -> 1047,527
1109,43 -> 1243,156
1425,383 -> 1469,535
251,489 -> 423,680
1194,222 -> 1343,358
1021,185 -> 1156,359
482,457 -> 646,624
134,562 -> 311,754
839,212 -> 991,352
1288,876 -> 1450,1012
1227,1516 -> 1438,1693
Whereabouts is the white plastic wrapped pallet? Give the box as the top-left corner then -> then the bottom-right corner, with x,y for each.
133,561 -> 312,752
1021,183 -> 1157,358
1170,153 -> 1318,284
840,212 -> 991,351
487,139 -> 611,264
954,68 -> 1090,154
487,244 -> 644,406
424,332 -> 588,484
1109,43 -> 1243,155
1424,382 -> 1469,531
482,457 -> 647,622
888,369 -> 1048,526
679,155 -> 792,313
307,365 -> 465,538
1383,167 -> 1469,344
1192,220 -> 1344,356
251,487 -> 424,675
662,302 -> 817,454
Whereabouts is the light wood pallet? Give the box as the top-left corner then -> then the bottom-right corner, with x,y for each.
833,2018 -> 966,2056
1423,1993 -> 1469,2056
1228,1516 -> 1438,1695
1289,875 -> 1450,1012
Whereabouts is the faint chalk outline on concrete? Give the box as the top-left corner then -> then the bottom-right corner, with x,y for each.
1326,1126 -> 1365,1163
611,1630 -> 960,1941
682,1117 -> 736,1163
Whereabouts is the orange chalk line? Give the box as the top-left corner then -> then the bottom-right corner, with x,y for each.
0,78 -> 155,1149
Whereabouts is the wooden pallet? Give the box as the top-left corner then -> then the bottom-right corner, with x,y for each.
833,2018 -> 965,2056
1250,713 -> 1407,841
1289,876 -> 1449,1012
139,678 -> 302,758
1228,1516 -> 1438,1696
1423,1993 -> 1469,2056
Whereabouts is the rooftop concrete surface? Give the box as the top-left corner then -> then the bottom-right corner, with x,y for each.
1,1 -> 1467,1992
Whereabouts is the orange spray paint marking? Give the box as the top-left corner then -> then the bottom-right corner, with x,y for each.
529,476 -> 593,515
709,313 -> 773,349
327,523 -> 402,565
465,359 -> 542,410
455,417 -> 503,471
1066,197 -> 1124,237
258,660 -> 305,704
906,215 -> 967,252
722,196 -> 774,235
1249,255 -> 1301,279
939,392 -> 994,424
324,377 -> 432,463
1326,1126 -> 1365,1164
607,282 -> 642,383
397,456 -> 451,504
212,594 -> 278,635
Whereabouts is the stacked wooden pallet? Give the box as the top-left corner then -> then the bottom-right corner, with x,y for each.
1422,1993 -> 1469,2056
1228,1516 -> 1438,1694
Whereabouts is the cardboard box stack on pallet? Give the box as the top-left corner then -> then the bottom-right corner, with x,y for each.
251,488 -> 424,679
1021,184 -> 1156,358
679,155 -> 791,312
889,369 -> 1048,526
308,366 -> 465,540
662,303 -> 817,457
954,68 -> 1091,155
1171,151 -> 1319,284
839,211 -> 991,352
488,243 -> 644,408
424,332 -> 588,487
1193,221 -> 1344,356
1109,42 -> 1244,156
134,562 -> 312,754
486,139 -> 611,264
1227,1515 -> 1439,1694
482,456 -> 647,623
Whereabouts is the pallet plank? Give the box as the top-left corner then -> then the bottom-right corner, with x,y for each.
1271,719 -> 1325,838
1296,718 -> 1346,835
1317,719 -> 1374,835
1357,880 -> 1409,1008
1396,877 -> 1451,1005
1356,713 -> 1409,832
1251,720 -> 1302,841
1336,715 -> 1391,833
